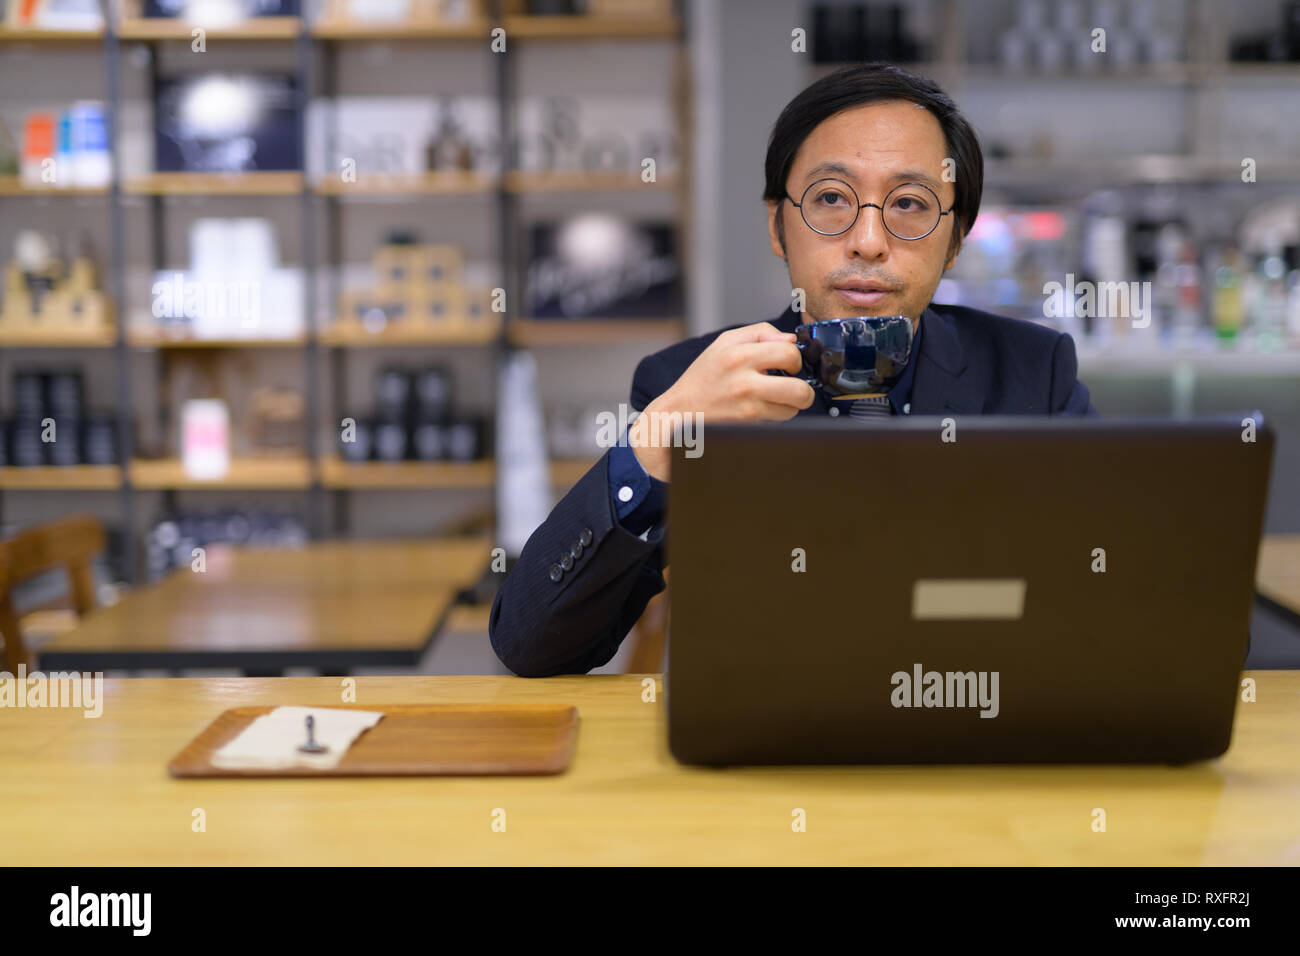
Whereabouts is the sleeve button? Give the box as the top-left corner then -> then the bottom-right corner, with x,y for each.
570,540 -> 583,560
579,528 -> 593,546
560,553 -> 574,571
548,564 -> 563,583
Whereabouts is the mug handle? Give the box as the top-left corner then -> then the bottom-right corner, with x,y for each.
771,340 -> 820,387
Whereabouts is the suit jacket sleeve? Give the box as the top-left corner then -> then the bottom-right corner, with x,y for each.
488,356 -> 669,677
1049,332 -> 1098,416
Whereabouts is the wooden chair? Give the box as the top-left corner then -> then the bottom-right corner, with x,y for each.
0,513 -> 105,672
626,569 -> 670,673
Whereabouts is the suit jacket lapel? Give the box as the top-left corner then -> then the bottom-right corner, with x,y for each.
908,305 -> 982,415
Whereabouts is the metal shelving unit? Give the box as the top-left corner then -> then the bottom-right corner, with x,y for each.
0,1 -> 689,582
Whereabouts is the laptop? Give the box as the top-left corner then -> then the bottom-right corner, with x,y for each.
665,416 -> 1274,765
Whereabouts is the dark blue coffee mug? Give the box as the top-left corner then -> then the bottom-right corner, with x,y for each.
784,316 -> 914,399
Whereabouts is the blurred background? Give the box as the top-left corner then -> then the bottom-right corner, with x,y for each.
1,0 -> 1298,674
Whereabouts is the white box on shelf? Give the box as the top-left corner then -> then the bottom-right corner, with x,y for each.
348,0 -> 411,21
191,218 -> 278,279
228,219 -> 279,278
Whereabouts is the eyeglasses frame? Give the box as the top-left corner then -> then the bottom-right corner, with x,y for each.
785,177 -> 957,240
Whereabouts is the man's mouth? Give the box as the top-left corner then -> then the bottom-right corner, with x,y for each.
833,281 -> 898,309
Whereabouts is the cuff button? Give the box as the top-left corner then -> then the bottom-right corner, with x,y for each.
579,528 -> 593,546
548,564 -> 563,583
560,553 -> 574,571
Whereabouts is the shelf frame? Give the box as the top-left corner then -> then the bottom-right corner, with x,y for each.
1,3 -> 694,575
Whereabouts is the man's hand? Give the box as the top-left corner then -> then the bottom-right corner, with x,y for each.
629,322 -> 814,482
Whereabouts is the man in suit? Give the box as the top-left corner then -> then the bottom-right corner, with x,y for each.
491,63 -> 1097,677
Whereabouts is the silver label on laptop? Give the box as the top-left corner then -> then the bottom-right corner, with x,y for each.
911,579 -> 1027,620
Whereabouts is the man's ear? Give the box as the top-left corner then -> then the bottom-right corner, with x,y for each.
767,199 -> 787,259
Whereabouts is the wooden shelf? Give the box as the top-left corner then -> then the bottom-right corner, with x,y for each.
322,321 -> 500,347
0,465 -> 121,490
0,327 -> 117,347
1075,342 -> 1300,375
505,170 -> 678,193
313,171 -> 496,196
130,458 -> 312,490
1223,62 -> 1300,79
123,172 -> 304,196
984,156 -> 1300,186
962,64 -> 1195,85
0,177 -> 109,196
503,15 -> 681,39
116,16 -> 301,41
550,458 -> 598,488
509,318 -> 685,346
0,14 -> 678,44
0,25 -> 104,43
319,457 -> 495,489
311,17 -> 490,40
128,333 -> 305,349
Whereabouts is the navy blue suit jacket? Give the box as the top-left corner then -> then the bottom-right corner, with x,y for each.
489,302 -> 1098,676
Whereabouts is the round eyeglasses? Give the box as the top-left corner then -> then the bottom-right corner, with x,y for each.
786,178 -> 955,240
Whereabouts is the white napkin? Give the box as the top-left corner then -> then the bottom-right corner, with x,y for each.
211,705 -> 385,771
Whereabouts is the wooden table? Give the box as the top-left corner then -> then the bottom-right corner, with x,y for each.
1257,534 -> 1300,629
36,539 -> 491,673
2,673 -> 1297,865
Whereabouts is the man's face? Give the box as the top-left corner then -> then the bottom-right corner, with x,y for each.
766,99 -> 962,325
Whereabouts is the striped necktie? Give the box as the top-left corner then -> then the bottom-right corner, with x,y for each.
846,395 -> 893,420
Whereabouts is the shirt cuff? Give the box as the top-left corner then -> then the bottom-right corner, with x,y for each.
608,428 -> 667,536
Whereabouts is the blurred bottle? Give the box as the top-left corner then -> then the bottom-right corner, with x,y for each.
70,102 -> 111,188
55,110 -> 73,186
1288,0 -> 1300,60
1255,234 -> 1289,351
427,99 -> 474,172
1152,222 -> 1182,339
1141,0 -> 1184,65
1080,191 -> 1128,343
1000,29 -> 1030,71
1107,0 -> 1142,68
1016,0 -> 1047,30
0,118 -> 17,176
1172,236 -> 1202,345
1285,243 -> 1300,343
20,112 -> 55,185
67,233 -> 97,295
1211,247 -> 1246,343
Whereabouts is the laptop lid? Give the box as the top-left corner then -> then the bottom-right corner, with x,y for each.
665,416 -> 1274,765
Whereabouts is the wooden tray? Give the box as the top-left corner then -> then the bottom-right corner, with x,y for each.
168,704 -> 578,777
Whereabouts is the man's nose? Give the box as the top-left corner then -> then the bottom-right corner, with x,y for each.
845,204 -> 891,260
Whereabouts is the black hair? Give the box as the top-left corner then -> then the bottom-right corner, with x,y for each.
764,62 -> 983,256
